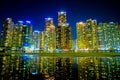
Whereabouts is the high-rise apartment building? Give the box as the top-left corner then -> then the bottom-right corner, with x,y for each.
97,22 -> 120,51
76,19 -> 98,51
56,12 -> 72,51
12,21 -> 23,50
0,18 -> 14,49
44,18 -> 56,52
32,30 -> 40,50
22,21 -> 32,52
58,11 -> 66,26
85,19 -> 98,50
40,31 -> 45,52
76,22 -> 87,51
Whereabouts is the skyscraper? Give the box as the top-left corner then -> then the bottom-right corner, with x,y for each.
76,22 -> 87,51
44,18 -> 56,52
76,19 -> 98,52
22,21 -> 32,53
56,11 -> 72,51
40,31 -> 45,52
58,11 -> 66,26
12,21 -> 23,50
97,22 -> 120,51
32,30 -> 40,51
106,22 -> 119,50
97,23 -> 107,50
85,19 -> 98,50
0,18 -> 14,50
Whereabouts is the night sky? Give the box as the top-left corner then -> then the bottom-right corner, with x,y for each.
0,0 -> 119,39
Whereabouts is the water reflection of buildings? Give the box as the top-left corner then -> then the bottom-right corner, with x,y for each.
78,57 -> 120,79
0,55 -> 120,80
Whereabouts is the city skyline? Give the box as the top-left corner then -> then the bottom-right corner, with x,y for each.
0,0 -> 120,79
0,0 -> 120,39
0,14 -> 119,40
0,13 -> 120,53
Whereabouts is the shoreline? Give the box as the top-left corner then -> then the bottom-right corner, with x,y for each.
0,52 -> 120,57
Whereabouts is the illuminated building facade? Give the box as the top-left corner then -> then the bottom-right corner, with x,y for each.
85,19 -> 98,50
97,22 -> 120,51
0,18 -> 14,49
97,23 -> 107,50
58,11 -> 66,26
76,20 -> 120,52
44,18 -> 56,52
76,19 -> 98,51
32,31 -> 40,51
56,11 -> 72,51
76,22 -> 87,51
40,31 -> 45,52
22,21 -> 32,52
12,21 -> 23,50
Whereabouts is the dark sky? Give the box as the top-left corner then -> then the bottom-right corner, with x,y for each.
0,0 -> 120,39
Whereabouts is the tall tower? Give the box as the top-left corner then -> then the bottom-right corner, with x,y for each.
12,21 -> 23,50
76,22 -> 87,51
45,18 -> 55,32
58,11 -> 66,26
86,19 -> 98,50
32,30 -> 40,50
40,31 -> 45,52
56,11 -> 72,51
44,18 -> 56,52
22,21 -> 32,52
97,23 -> 107,50
98,22 -> 120,51
0,18 -> 14,49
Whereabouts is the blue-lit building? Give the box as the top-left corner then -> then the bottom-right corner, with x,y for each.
32,30 -> 40,51
22,21 -> 33,53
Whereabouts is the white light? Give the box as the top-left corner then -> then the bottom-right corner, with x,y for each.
26,21 -> 31,24
18,21 -> 23,23
6,18 -> 11,20
62,23 -> 66,26
93,19 -> 97,21
34,30 -> 40,33
45,18 -> 53,21
110,22 -> 114,23
59,11 -> 66,14
117,48 -> 120,50
32,72 -> 38,75
78,22 -> 84,24
66,23 -> 69,26
48,18 -> 52,20
30,46 -> 34,51
79,48 -> 89,51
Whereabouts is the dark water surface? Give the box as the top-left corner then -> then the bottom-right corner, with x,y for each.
0,54 -> 120,80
